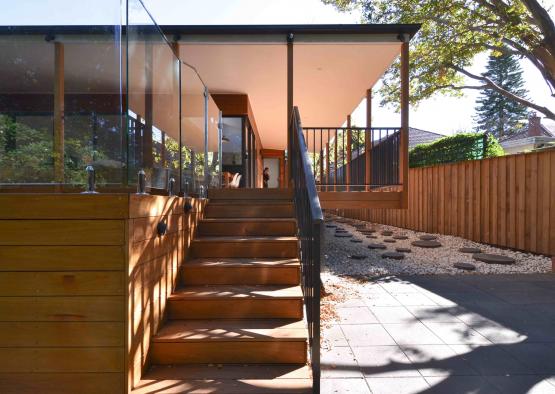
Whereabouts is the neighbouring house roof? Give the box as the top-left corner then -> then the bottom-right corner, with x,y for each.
499,126 -> 554,143
408,127 -> 445,149
499,116 -> 555,152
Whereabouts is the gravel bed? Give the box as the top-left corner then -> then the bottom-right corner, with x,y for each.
323,214 -> 552,277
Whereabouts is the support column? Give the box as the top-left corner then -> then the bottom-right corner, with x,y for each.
53,42 -> 65,184
365,88 -> 372,190
346,115 -> 352,190
400,36 -> 410,208
286,33 -> 294,186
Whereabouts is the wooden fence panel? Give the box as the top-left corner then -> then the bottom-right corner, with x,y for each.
337,150 -> 555,256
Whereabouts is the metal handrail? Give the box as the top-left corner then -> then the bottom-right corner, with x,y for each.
290,106 -> 323,393
302,126 -> 401,190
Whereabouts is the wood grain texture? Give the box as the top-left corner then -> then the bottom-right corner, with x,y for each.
0,194 -> 128,219
0,220 -> 124,246
337,150 -> 554,256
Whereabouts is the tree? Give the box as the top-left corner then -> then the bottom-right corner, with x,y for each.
475,51 -> 529,138
323,0 -> 555,120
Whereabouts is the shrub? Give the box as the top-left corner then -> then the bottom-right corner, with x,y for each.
409,132 -> 504,168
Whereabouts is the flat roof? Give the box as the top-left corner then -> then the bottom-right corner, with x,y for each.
0,23 -> 421,37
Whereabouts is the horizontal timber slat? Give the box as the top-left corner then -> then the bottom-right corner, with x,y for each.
0,296 -> 124,322
0,347 -> 123,373
0,322 -> 124,347
0,220 -> 125,246
0,245 -> 124,271
0,373 -> 124,394
0,272 -> 124,296
0,194 -> 129,219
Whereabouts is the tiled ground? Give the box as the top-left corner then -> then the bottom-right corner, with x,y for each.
321,274 -> 555,394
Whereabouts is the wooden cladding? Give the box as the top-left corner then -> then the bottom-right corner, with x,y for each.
0,193 -> 207,394
337,150 -> 555,256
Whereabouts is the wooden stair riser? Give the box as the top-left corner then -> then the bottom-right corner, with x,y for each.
198,220 -> 296,236
150,341 -> 307,364
181,265 -> 300,285
192,240 -> 298,258
168,299 -> 303,319
204,205 -> 293,218
208,189 -> 293,200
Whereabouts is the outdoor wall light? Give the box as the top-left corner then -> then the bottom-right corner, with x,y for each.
157,220 -> 168,236
82,165 -> 98,194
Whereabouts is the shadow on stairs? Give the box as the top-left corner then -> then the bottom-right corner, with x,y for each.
131,188 -> 312,394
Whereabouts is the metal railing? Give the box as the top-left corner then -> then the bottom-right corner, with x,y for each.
290,107 -> 323,393
302,127 -> 401,191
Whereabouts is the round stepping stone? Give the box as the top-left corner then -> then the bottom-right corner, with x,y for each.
349,254 -> 367,260
419,234 -> 437,241
396,247 -> 412,253
335,234 -> 353,238
354,224 -> 367,229
368,243 -> 387,250
359,230 -> 376,234
366,235 -> 378,239
459,247 -> 482,254
326,224 -> 337,228
454,262 -> 476,271
384,238 -> 397,243
381,230 -> 393,236
335,229 -> 348,233
472,253 -> 515,265
382,251 -> 405,260
393,235 -> 409,240
411,240 -> 442,248
350,239 -> 363,243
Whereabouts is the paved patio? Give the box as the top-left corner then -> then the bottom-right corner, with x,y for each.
321,274 -> 555,393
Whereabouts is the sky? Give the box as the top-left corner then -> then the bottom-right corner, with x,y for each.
2,0 -> 554,135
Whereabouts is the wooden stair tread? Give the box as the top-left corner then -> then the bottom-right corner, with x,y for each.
194,236 -> 298,242
184,258 -> 300,267
201,218 -> 296,223
131,364 -> 311,394
170,285 -> 303,299
207,200 -> 293,205
153,319 -> 307,342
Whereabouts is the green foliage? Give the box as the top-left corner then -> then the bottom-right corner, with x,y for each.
409,132 -> 504,167
322,0 -> 555,120
475,51 -> 529,138
0,115 -> 54,182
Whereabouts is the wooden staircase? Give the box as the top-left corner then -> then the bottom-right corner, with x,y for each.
133,189 -> 312,394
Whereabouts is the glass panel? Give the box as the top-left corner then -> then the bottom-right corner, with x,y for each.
0,16 -> 123,187
180,64 -> 206,195
206,96 -> 221,188
127,0 -> 180,192
221,117 -> 244,188
64,27 -> 124,186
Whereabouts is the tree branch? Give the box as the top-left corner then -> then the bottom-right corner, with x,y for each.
436,84 -> 489,90
449,63 -> 555,120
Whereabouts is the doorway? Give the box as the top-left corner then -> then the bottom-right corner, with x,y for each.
221,116 -> 258,188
